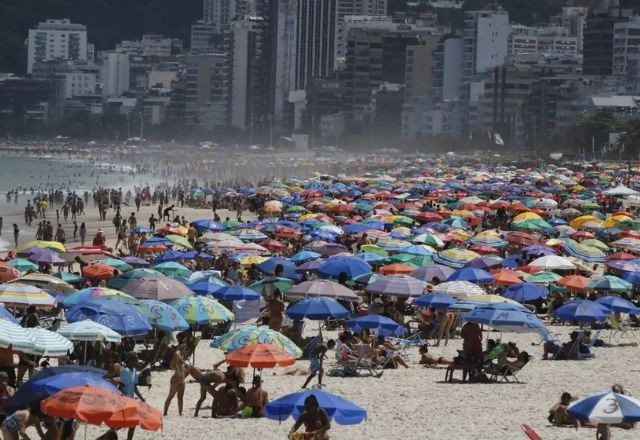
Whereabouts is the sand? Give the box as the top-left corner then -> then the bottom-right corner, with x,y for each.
0,197 -> 639,439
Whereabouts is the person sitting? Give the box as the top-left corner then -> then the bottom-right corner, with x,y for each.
289,395 -> 330,440
484,341 -> 519,363
373,336 -> 408,369
543,331 -> 588,360
548,392 -> 578,427
418,344 -> 453,367
495,351 -> 530,371
238,376 -> 269,418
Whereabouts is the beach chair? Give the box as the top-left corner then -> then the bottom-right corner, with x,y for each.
329,344 -> 382,378
608,316 -> 630,339
580,330 -> 601,359
486,355 -> 531,383
388,332 -> 428,360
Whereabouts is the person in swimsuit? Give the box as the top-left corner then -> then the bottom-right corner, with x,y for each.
190,365 -> 226,417
1,409 -> 44,440
266,291 -> 285,332
290,395 -> 330,440
164,344 -> 190,416
238,376 -> 269,418
302,340 -> 335,389
0,372 -> 15,424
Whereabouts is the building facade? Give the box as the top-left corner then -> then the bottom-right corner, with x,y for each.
27,19 -> 88,74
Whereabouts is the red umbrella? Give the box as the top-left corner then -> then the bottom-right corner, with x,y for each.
379,264 -> 414,275
259,239 -> 288,253
416,212 -> 443,223
0,262 -> 20,283
491,269 -> 522,286
606,252 -> 637,261
275,228 -> 300,239
137,244 -> 168,254
226,343 -> 296,369
470,245 -> 500,255
570,231 -> 594,240
556,275 -> 591,291
41,386 -> 137,425
82,264 -> 116,280
517,265 -> 543,274
506,232 -> 538,246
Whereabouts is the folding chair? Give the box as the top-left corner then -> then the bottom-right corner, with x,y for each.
608,316 -> 630,339
388,332 -> 428,360
486,355 -> 531,383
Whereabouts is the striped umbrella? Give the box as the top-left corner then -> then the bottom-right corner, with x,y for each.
171,296 -> 234,325
568,392 -> 640,424
211,326 -> 302,357
14,273 -> 76,294
433,249 -> 480,269
58,320 -> 122,343
0,284 -> 57,308
16,240 -> 65,253
365,275 -> 428,297
139,300 -> 189,332
121,276 -> 194,302
26,328 -> 74,357
565,243 -> 606,263
0,320 -> 35,352
433,281 -> 486,299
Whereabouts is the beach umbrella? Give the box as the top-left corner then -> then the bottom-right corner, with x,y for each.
152,262 -> 192,278
226,343 -> 296,369
505,232 -> 538,246
462,303 -> 545,333
7,372 -> 120,413
138,300 -> 189,332
554,300 -> 611,324
0,320 -> 35,352
556,275 -> 591,291
25,328 -> 74,357
286,297 -> 349,320
607,260 -> 640,272
14,273 -> 76,294
62,287 -> 139,308
264,390 -> 367,424
587,275 -> 632,292
565,243 -> 606,263
491,269 -> 522,286
231,229 -> 268,241
285,279 -> 359,301
187,277 -> 228,296
57,320 -> 122,343
210,285 -> 261,301
16,240 -> 65,253
8,259 -> 38,273
0,305 -> 18,325
67,299 -> 152,336
410,265 -> 454,283
53,272 -> 83,284
378,263 -> 415,275
290,251 -> 322,263
29,250 -> 67,266
433,248 -> 480,269
82,264 -> 117,280
121,256 -> 150,268
528,255 -> 575,270
347,315 -> 406,336
356,252 -> 388,264
465,256 -> 503,270
121,276 -> 194,302
567,392 -> 640,424
107,268 -> 162,290
153,250 -> 184,264
621,271 -> 640,285
595,296 -> 640,314
0,262 -> 19,283
446,267 -> 495,284
192,220 -> 225,232
166,234 -> 193,250
413,293 -> 455,309
502,283 -> 549,303
318,256 -> 372,280
171,296 -> 234,325
523,271 -> 563,284
0,283 -> 57,308
211,326 -> 302,357
98,258 -> 133,272
434,281 -> 486,299
365,275 -> 428,297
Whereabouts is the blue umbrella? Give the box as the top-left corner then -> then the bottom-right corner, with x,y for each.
568,392 -> 640,424
446,268 -> 495,284
290,251 -> 322,263
413,293 -> 455,309
53,272 -> 84,284
139,299 -> 190,332
318,257 -> 372,280
153,250 -> 185,264
131,225 -> 152,234
554,300 -> 612,324
410,265 -> 454,283
621,271 -> 640,285
347,315 -> 406,337
6,371 -> 119,412
264,390 -> 367,424
286,297 -> 349,320
365,275 -> 427,298
502,283 -> 549,303
143,236 -> 173,246
210,285 -> 261,301
192,219 -> 225,232
257,257 -> 302,282
342,223 -> 373,234
399,245 -> 434,256
595,296 -> 640,314
187,277 -> 228,295
463,303 -> 545,333
355,253 -> 388,264
67,299 -> 152,336
122,256 -> 150,268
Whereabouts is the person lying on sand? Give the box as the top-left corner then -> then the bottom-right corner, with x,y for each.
548,392 -> 578,427
418,344 -> 453,367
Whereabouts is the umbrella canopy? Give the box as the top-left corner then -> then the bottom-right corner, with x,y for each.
286,297 -> 349,320
152,262 -> 192,278
502,283 -> 549,303
447,268 -> 495,284
365,275 -> 428,297
264,390 -> 367,425
433,281 -> 486,299
0,305 -> 19,325
226,343 -> 296,368
210,285 -> 261,301
286,279 -> 359,302
528,255 -> 575,270
211,326 -> 302,357
595,296 -> 640,314
413,293 -> 455,309
568,392 -> 640,424
13,273 -> 76,294
58,320 -> 122,343
17,240 -> 65,253
318,256 -> 372,280
82,264 -> 117,280
556,275 -> 591,291
347,315 -> 406,337
410,265 -> 454,283
554,300 -> 611,324
121,256 -> 150,268
462,303 -> 545,333
139,300 -> 190,332
67,299 -> 152,336
0,283 -> 57,308
587,275 -> 632,292
121,276 -> 194,302
0,262 -> 19,283
98,258 -> 133,272
249,277 -> 295,294
62,287 -> 139,308
433,248 -> 480,268
7,372 -> 120,413
171,296 -> 234,325
8,259 -> 38,273
0,320 -> 35,352
26,328 -> 74,357
106,268 -> 162,290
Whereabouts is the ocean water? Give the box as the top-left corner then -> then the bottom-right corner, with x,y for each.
0,155 -> 156,193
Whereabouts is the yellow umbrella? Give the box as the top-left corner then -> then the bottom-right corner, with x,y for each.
16,240 -> 65,253
298,213 -> 319,222
545,238 -> 564,247
603,215 -> 634,229
240,255 -> 268,266
513,212 -> 542,222
580,239 -> 609,251
473,230 -> 502,240
450,229 -> 472,241
569,215 -> 603,229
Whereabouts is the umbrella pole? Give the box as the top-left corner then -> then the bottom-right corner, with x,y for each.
84,341 -> 87,365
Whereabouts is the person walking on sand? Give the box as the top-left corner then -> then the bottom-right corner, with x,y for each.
164,344 -> 189,416
12,225 -> 19,247
302,340 -> 335,389
79,222 -> 87,245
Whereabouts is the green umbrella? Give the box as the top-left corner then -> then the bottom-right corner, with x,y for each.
389,254 -> 433,267
8,259 -> 38,272
98,258 -> 133,272
222,220 -> 243,229
249,277 -> 294,294
166,234 -> 193,250
524,271 -> 563,284
360,245 -> 388,256
171,296 -> 234,325
106,268 -> 162,290
152,262 -> 192,278
286,205 -> 307,213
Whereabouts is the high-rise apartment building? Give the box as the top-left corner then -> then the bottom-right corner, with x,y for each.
583,1 -> 633,75
203,0 -> 256,31
463,10 -> 509,81
102,52 -> 130,98
27,19 -> 88,74
613,16 -> 640,92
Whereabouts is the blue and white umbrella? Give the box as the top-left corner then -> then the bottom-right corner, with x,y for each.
139,299 -> 190,332
0,320 -> 35,353
568,392 -> 640,424
347,315 -> 406,337
57,320 -> 122,343
462,303 -> 546,333
25,328 -> 74,357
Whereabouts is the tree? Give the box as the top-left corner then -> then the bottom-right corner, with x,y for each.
620,118 -> 640,159
565,108 -> 620,155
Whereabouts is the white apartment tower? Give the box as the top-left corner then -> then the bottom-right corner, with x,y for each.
463,10 -> 509,80
102,52 -> 130,98
27,19 -> 88,74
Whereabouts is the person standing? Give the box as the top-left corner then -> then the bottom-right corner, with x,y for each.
54,224 -> 65,244
12,225 -> 18,247
79,222 -> 87,245
73,221 -> 78,239
164,344 -> 189,416
119,353 -> 145,401
0,217 -> 3,236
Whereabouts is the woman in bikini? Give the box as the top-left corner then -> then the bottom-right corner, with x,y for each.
0,409 -> 44,440
289,395 -> 330,440
164,344 -> 190,416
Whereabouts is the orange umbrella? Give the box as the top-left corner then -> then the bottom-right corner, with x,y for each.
556,275 -> 591,291
490,269 -> 522,286
107,400 -> 163,431
41,386 -> 137,425
83,264 -> 117,280
137,244 -> 168,254
0,261 -> 19,283
379,264 -> 414,275
259,239 -> 288,253
226,343 -> 296,368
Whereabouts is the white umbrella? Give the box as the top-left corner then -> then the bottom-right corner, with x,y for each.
528,255 -> 575,271
25,328 -> 74,357
433,281 -> 486,300
58,320 -> 122,343
603,185 -> 640,196
0,320 -> 35,353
